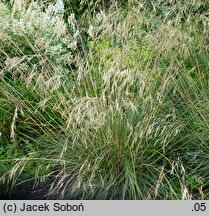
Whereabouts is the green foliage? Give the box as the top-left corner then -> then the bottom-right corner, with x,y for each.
0,0 -> 208,199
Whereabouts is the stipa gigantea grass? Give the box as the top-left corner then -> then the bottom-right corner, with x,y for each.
0,0 -> 208,199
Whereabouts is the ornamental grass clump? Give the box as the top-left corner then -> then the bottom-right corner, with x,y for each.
0,0 -> 208,199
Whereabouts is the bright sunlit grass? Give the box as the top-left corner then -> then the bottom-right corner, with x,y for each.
0,0 -> 208,199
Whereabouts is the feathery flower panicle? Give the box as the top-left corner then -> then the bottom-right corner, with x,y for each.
47,0 -> 65,17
